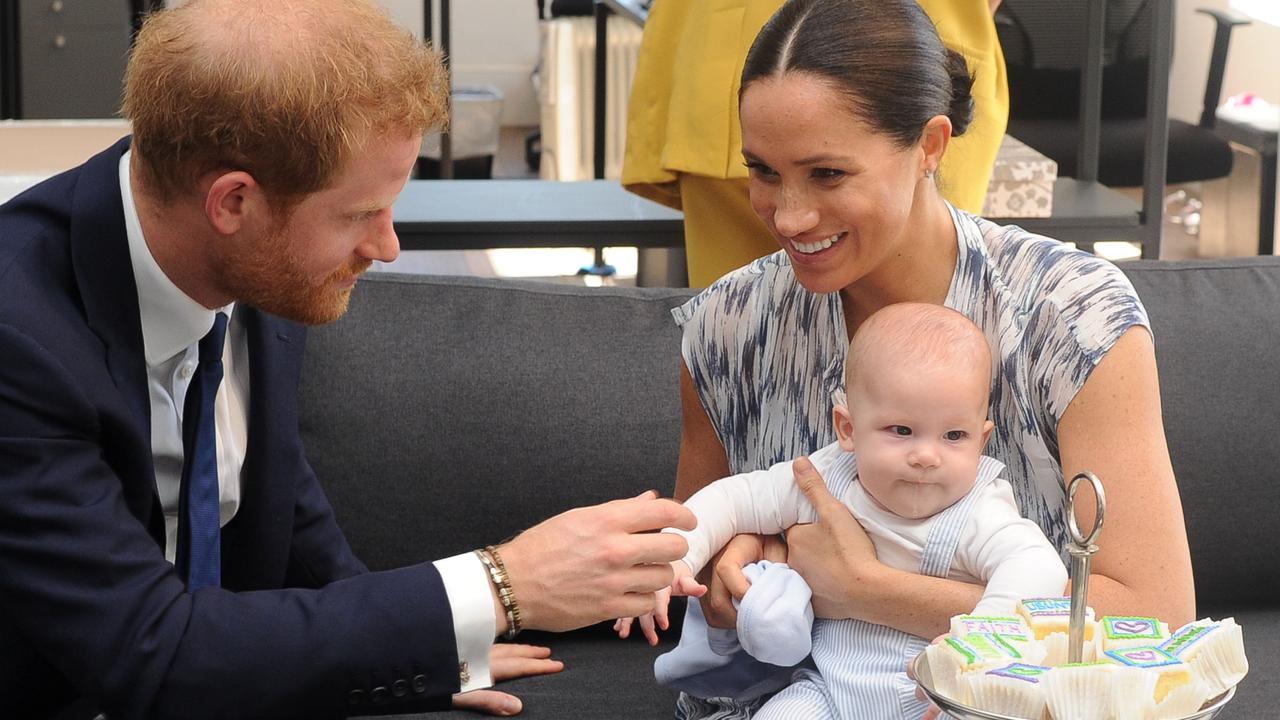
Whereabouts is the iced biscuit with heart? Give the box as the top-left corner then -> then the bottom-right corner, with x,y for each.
1103,645 -> 1195,704
1095,615 -> 1170,654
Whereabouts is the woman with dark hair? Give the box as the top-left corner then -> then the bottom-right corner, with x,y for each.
670,0 -> 1193,717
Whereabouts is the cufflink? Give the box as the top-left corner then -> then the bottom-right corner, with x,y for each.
459,660 -> 471,686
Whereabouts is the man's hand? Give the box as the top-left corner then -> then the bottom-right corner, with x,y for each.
699,533 -> 788,629
614,559 -> 706,645
498,490 -> 697,633
784,456 -> 880,620
452,643 -> 564,716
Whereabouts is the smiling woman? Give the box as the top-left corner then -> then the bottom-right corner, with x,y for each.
622,0 -> 1009,287
669,0 -> 1195,718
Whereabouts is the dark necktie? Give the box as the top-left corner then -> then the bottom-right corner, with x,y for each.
177,312 -> 228,591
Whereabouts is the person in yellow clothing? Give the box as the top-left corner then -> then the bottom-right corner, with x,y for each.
623,0 -> 1008,287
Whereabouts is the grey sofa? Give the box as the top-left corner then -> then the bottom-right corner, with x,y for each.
298,257 -> 1280,719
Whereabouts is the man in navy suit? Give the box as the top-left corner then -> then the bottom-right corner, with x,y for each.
0,1 -> 694,718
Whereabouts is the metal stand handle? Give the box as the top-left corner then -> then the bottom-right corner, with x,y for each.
1066,470 -> 1105,664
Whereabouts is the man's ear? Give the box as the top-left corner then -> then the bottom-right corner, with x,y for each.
833,404 -> 857,453
980,419 -> 995,450
920,114 -> 952,177
204,171 -> 265,236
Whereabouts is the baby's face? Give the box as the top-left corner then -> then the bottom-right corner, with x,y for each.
846,363 -> 991,519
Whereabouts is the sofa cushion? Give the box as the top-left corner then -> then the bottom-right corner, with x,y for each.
413,629 -> 682,720
1119,258 -> 1280,612
299,273 -> 697,569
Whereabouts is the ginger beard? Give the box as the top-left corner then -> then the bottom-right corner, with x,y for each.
218,211 -> 372,326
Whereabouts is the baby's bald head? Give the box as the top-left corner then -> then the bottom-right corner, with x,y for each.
845,303 -> 992,411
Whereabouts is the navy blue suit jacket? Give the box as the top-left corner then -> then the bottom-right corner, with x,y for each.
0,139 -> 460,719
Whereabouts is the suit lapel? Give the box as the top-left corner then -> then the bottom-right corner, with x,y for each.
221,307 -> 303,589
66,137 -> 163,541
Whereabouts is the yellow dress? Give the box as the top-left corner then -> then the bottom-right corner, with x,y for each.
622,0 -> 1009,287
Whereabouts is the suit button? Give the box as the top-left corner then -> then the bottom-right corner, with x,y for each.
412,674 -> 429,694
392,679 -> 409,697
371,686 -> 389,704
347,689 -> 365,706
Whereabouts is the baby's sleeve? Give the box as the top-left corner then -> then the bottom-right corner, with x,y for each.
960,478 -> 1069,616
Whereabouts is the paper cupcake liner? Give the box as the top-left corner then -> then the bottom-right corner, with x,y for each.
1042,664 -> 1113,720
964,674 -> 1047,719
924,642 -> 965,703
1042,631 -> 1096,667
1152,678 -> 1214,720
1189,620 -> 1249,695
1108,666 -> 1158,720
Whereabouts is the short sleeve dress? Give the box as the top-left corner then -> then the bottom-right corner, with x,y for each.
672,205 -> 1149,554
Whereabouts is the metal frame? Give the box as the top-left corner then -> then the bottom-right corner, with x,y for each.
1138,0 -> 1173,259
998,0 -> 1177,257
424,0 -> 454,178
0,0 -> 18,119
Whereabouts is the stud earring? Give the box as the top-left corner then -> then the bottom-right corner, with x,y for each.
924,168 -> 936,180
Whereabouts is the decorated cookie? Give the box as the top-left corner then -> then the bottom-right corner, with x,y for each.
923,632 -> 1029,703
1016,596 -> 1095,640
949,615 -> 1031,639
1103,646 -> 1192,702
1096,615 -> 1170,653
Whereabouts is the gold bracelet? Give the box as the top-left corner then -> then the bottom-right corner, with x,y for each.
476,546 -> 522,640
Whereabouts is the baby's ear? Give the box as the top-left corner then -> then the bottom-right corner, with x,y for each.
980,419 -> 995,449
833,405 -> 856,453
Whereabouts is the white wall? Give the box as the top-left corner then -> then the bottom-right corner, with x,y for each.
1169,0 -> 1280,122
379,1 -> 541,127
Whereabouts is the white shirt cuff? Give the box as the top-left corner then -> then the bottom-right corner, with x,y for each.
434,551 -> 495,692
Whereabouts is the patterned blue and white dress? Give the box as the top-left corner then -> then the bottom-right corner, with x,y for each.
670,205 -> 1149,719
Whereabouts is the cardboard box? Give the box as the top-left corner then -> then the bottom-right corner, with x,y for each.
983,135 -> 1057,218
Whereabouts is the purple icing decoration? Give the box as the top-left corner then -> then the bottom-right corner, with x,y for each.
988,663 -> 1051,683
1105,646 -> 1183,668
1021,597 -> 1071,616
957,616 -> 1026,636
1104,616 -> 1162,639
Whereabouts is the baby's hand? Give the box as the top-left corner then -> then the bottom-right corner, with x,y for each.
613,560 -> 707,646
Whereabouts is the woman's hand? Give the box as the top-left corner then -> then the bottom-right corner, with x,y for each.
452,643 -> 565,716
784,456 -> 882,620
699,533 -> 789,628
908,635 -> 948,720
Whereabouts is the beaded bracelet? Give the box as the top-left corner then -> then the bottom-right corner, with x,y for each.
477,545 -> 522,640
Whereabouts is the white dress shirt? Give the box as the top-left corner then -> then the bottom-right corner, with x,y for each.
119,153 -> 494,692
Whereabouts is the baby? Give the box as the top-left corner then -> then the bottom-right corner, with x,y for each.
620,303 -> 1068,719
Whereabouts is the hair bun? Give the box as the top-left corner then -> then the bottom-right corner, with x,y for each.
945,48 -> 975,137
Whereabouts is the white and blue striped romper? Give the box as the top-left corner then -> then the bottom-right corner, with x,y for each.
671,205 -> 1149,719
754,450 -> 1005,719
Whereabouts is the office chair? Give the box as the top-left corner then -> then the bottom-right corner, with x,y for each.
995,0 -> 1249,190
